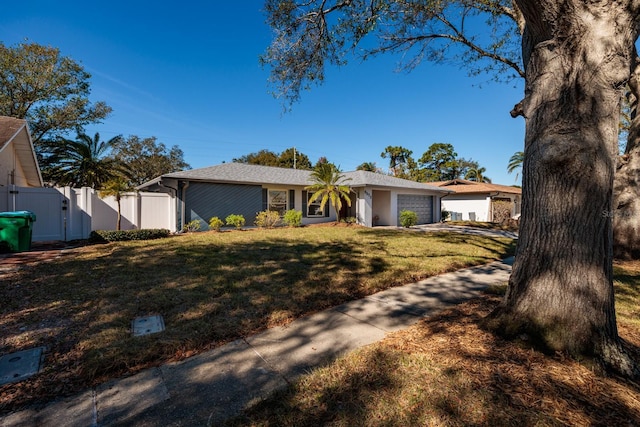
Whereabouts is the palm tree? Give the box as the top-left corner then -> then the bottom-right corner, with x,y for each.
99,176 -> 134,230
305,163 -> 352,221
507,151 -> 524,181
46,132 -> 123,188
356,161 -> 378,172
465,166 -> 492,183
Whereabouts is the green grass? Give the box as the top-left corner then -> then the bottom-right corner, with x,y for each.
228,262 -> 640,426
0,226 -> 515,412
614,261 -> 640,330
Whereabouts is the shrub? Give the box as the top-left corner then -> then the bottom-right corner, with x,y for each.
492,200 -> 514,224
183,219 -> 201,232
341,216 -> 357,225
208,216 -> 224,231
225,214 -> 246,230
399,210 -> 418,228
441,209 -> 451,222
89,229 -> 170,242
282,209 -> 303,227
255,210 -> 281,228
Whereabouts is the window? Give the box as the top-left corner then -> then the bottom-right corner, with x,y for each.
268,190 -> 288,215
307,192 -> 324,217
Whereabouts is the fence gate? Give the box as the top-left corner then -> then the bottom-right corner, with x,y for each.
9,186 -> 66,242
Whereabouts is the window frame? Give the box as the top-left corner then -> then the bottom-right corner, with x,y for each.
268,189 -> 288,216
306,191 -> 325,218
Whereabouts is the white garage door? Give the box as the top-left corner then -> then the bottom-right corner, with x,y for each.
397,194 -> 433,225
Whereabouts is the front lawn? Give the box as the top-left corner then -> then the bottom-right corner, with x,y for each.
0,226 -> 515,413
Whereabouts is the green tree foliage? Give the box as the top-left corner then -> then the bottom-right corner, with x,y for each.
419,143 -> 459,181
507,151 -> 524,181
356,162 -> 379,172
455,158 -> 481,181
262,1 -> 524,106
465,166 -> 491,183
379,143 -> 488,183
305,163 -> 352,221
0,42 -> 112,145
44,132 -> 123,188
279,147 -> 312,169
380,145 -> 415,178
233,147 -> 312,169
314,156 -> 337,170
110,135 -> 190,186
233,149 -> 280,166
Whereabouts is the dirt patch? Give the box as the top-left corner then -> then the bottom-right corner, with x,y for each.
306,221 -> 363,228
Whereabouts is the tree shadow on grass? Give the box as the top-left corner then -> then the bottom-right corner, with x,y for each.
0,228 -> 514,415
228,296 -> 640,426
0,235 -> 377,413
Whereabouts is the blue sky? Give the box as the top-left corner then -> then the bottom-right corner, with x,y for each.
2,2 -> 525,185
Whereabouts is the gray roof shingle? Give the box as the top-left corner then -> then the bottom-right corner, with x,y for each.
145,162 -> 449,193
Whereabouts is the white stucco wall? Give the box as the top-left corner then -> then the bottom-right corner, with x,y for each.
372,190 -> 392,226
442,195 -> 491,221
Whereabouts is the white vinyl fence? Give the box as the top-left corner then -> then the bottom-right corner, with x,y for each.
0,185 -> 176,242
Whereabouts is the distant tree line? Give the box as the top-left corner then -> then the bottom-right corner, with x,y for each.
233,147 -> 313,170
234,143 -> 491,183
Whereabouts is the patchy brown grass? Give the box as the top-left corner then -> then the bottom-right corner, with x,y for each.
0,227 -> 515,414
228,261 -> 640,426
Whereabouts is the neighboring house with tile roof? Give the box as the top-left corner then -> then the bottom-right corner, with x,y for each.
138,163 -> 452,230
0,116 -> 43,188
431,178 -> 522,222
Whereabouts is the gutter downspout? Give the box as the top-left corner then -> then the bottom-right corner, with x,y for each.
179,181 -> 189,232
439,190 -> 453,222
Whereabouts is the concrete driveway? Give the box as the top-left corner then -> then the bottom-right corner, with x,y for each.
382,223 -> 519,239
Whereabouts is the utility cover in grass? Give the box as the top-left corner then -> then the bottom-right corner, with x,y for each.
0,347 -> 45,386
132,315 -> 165,337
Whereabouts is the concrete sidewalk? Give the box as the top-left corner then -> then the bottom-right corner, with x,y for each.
1,258 -> 513,427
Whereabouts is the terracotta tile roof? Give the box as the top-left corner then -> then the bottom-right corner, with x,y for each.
430,178 -> 522,195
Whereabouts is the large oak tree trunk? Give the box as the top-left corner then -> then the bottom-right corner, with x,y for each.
613,59 -> 640,259
490,0 -> 638,376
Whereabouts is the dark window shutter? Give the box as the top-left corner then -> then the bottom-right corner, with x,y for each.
262,189 -> 268,211
324,201 -> 330,217
302,191 -> 307,218
289,190 -> 295,210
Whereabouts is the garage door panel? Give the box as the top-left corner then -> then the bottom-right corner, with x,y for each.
185,183 -> 263,230
397,195 -> 433,225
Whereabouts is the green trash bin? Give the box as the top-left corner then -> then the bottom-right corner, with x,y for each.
0,211 -> 37,253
